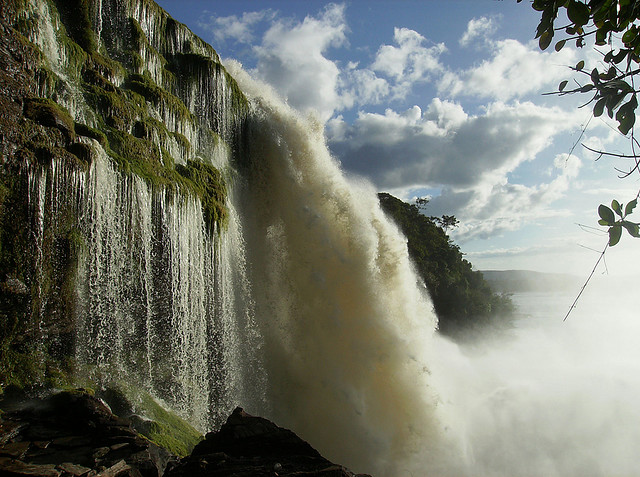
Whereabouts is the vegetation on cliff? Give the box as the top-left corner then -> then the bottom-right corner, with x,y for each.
0,0 -> 247,397
379,193 -> 514,338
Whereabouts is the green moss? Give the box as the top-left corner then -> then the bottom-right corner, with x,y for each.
12,9 -> 39,38
138,393 -> 202,457
35,67 -> 60,97
74,122 -> 107,146
175,160 -> 228,234
83,83 -> 138,130
52,0 -> 97,53
23,97 -> 76,140
106,129 -> 166,184
98,384 -> 202,457
86,52 -> 126,82
125,73 -> 196,125
51,16 -> 88,79
168,52 -> 217,78
102,128 -> 228,235
171,132 -> 191,152
223,69 -> 249,114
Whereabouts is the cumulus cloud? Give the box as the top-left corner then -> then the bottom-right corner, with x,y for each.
371,27 -> 447,100
329,100 -> 586,240
439,39 -> 579,101
459,16 -> 497,47
199,10 -> 275,44
330,100 -> 579,188
252,3 -> 348,121
446,153 -> 582,241
340,65 -> 390,109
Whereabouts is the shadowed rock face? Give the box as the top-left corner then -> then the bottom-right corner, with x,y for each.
0,390 -> 172,477
0,394 -> 371,477
165,407 -> 373,477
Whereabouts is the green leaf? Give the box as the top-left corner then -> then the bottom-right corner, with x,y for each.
613,50 -> 628,64
598,219 -> 610,226
609,224 -> 622,246
580,84 -> 595,92
622,27 -> 637,45
612,199 -> 622,216
539,30 -> 553,50
567,0 -> 591,27
598,204 -> 615,224
621,221 -> 640,237
591,68 -> 600,83
576,60 -> 585,71
625,199 -> 637,216
618,113 -> 635,135
555,39 -> 567,52
594,97 -> 606,117
559,80 -> 569,92
595,28 -> 608,45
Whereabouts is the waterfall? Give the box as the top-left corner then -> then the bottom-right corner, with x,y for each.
227,62 -> 456,475
25,144 -> 264,432
15,0 -> 455,473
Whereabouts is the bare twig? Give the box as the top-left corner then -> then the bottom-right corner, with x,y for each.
564,242 -> 608,321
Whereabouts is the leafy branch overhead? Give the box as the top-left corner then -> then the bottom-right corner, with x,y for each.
598,198 -> 640,245
522,0 -> 640,248
520,0 -> 640,136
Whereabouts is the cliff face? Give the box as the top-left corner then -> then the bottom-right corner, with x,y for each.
0,0 -> 260,432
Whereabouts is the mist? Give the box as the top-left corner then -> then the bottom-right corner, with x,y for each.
431,278 -> 640,476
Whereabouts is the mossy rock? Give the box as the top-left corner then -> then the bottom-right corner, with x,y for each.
97,384 -> 202,457
23,97 -> 75,141
52,0 -> 97,53
175,159 -> 228,234
125,73 -> 196,125
83,83 -> 138,130
74,122 -> 107,146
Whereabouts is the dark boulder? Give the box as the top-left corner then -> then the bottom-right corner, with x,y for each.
165,407 -> 372,477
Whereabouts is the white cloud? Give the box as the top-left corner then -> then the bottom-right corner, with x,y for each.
251,3 -> 348,121
371,27 -> 447,100
439,39 -> 579,101
446,153 -> 582,241
460,16 -> 497,47
199,10 -> 275,44
340,66 -> 390,109
331,100 -> 579,188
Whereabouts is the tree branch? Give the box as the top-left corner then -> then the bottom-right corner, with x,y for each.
564,242 -> 608,321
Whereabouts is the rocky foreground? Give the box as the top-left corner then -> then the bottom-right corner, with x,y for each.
0,390 -> 371,477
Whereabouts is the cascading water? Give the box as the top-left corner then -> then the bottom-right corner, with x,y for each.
227,62 -> 458,475
26,145 -> 265,432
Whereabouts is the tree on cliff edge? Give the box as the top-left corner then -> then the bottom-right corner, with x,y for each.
378,193 -> 514,338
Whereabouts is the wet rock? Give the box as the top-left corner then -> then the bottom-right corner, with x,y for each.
0,391 -> 170,477
165,407 -> 371,477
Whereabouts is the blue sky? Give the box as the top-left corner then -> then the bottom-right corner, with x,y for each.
157,0 -> 640,276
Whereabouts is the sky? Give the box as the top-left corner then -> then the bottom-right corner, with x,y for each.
156,0 -> 640,277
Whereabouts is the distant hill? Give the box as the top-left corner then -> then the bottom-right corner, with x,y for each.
480,270 -> 581,293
